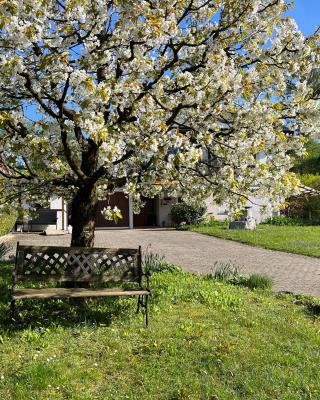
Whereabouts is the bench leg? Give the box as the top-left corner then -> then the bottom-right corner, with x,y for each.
136,295 -> 149,327
136,295 -> 142,314
10,299 -> 16,321
145,295 -> 149,328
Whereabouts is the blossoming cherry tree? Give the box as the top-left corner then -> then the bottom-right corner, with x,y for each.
0,0 -> 319,246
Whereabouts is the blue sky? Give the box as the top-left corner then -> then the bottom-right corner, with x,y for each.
288,0 -> 319,35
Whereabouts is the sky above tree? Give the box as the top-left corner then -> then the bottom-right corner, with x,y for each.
289,0 -> 319,35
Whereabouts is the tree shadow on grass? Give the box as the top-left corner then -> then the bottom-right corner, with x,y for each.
295,297 -> 320,317
0,261 -> 137,333
277,292 -> 320,318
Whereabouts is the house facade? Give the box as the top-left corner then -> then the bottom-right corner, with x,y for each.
95,191 -> 177,229
16,197 -> 69,233
14,147 -> 281,232
16,191 -> 274,232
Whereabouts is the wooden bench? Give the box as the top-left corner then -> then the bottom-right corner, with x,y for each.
11,243 -> 151,326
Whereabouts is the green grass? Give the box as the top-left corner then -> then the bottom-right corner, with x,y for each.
191,224 -> 320,257
0,261 -> 320,399
244,274 -> 273,290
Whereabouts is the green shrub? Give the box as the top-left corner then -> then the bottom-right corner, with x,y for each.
282,174 -> 320,224
244,274 -> 273,290
0,212 -> 17,236
201,216 -> 228,227
263,215 -> 312,226
292,140 -> 320,175
171,202 -> 207,226
175,224 -> 190,231
299,173 -> 320,189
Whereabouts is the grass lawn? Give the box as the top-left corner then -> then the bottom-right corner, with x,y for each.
191,224 -> 320,257
0,261 -> 320,399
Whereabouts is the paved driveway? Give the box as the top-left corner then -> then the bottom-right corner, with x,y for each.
3,228 -> 320,297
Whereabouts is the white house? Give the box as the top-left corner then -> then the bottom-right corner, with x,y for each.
15,152 -> 278,232
16,191 -> 275,232
16,197 -> 68,233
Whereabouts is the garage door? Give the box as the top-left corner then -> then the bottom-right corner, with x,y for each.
95,192 -> 130,228
133,197 -> 157,227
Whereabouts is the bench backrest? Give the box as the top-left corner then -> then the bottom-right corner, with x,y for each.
14,244 -> 142,284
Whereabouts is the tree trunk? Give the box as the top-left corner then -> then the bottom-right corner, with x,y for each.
70,185 -> 98,247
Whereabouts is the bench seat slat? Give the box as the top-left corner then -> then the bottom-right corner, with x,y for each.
13,287 -> 149,300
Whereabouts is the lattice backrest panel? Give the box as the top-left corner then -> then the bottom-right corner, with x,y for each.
15,246 -> 141,282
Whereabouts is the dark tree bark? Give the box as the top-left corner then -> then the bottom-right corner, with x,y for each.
69,140 -> 100,248
70,184 -> 98,247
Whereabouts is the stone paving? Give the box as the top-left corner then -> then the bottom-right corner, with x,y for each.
2,228 -> 320,297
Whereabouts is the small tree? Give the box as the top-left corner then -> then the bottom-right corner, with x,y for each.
0,1 -> 319,246
171,202 -> 207,225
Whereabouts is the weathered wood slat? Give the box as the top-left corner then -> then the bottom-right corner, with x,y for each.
13,287 -> 149,300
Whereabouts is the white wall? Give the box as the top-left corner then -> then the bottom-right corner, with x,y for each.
157,195 -> 177,227
155,194 -> 274,226
205,197 -> 230,221
246,196 -> 272,223
205,195 -> 275,223
50,197 -> 68,230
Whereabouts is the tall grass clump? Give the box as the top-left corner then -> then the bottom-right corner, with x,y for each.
143,250 -> 181,274
210,263 -> 273,291
245,274 -> 273,290
211,262 -> 241,283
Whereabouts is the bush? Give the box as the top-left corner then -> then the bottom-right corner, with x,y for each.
263,215 -> 312,226
299,173 -> 320,189
0,212 -> 17,236
175,224 -> 190,231
171,202 -> 207,226
292,141 -> 320,175
244,274 -> 273,290
201,216 -> 228,227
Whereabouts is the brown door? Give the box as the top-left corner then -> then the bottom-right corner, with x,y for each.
133,197 -> 156,227
96,192 -> 129,228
